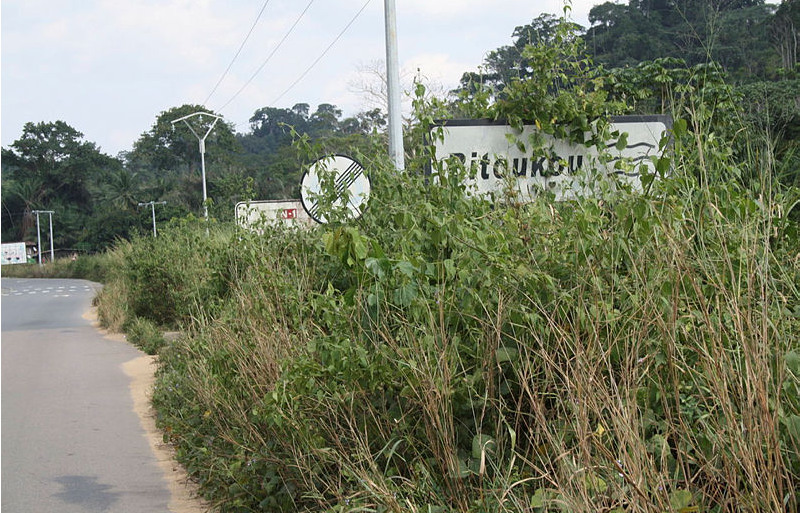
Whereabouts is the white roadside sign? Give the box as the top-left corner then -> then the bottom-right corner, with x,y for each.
300,155 -> 370,224
235,200 -> 313,232
432,115 -> 671,201
1,242 -> 28,265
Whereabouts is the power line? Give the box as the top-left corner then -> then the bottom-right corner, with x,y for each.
216,0 -> 317,112
268,0 -> 372,110
202,0 -> 273,106
231,0 -> 373,129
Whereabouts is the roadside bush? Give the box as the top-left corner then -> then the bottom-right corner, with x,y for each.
110,16 -> 800,513
146,143 -> 799,512
118,217 -> 235,328
125,317 -> 166,355
0,253 -> 111,282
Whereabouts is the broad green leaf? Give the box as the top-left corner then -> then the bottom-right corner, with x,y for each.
530,488 -> 546,508
615,132 -> 629,151
395,260 -> 415,277
393,283 -> 417,306
670,489 -> 693,510
496,346 -> 518,364
471,433 -> 496,459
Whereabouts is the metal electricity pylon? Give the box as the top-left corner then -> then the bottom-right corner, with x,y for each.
171,112 -> 224,223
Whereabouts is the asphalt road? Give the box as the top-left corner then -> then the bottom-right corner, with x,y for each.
1,278 -> 172,512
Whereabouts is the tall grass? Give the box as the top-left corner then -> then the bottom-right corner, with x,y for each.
136,126 -> 799,511
0,253 -> 112,282
99,49 -> 799,511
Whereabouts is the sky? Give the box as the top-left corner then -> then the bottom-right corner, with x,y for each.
2,0 -> 599,157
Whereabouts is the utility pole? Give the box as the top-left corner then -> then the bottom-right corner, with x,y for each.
384,0 -> 405,171
32,210 -> 55,265
171,112 -> 224,224
138,201 -> 167,237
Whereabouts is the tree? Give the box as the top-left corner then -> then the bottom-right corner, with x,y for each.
771,0 -> 800,70
248,105 -> 308,149
94,167 -> 144,212
125,104 -> 242,219
713,3 -> 777,77
1,121 -> 119,248
454,14 -> 585,101
584,0 -> 778,81
128,104 -> 240,179
309,103 -> 342,134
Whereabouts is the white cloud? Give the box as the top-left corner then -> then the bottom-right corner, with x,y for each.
2,0 -> 602,154
404,52 -> 471,92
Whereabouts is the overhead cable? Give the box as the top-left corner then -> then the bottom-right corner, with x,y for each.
268,0 -> 372,109
217,0 -> 316,112
202,0 -> 273,106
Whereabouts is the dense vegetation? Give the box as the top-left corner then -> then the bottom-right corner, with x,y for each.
3,0 -> 799,252
4,2 -> 799,511
79,10 -> 800,512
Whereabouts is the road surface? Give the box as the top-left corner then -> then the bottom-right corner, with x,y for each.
1,278 -> 174,512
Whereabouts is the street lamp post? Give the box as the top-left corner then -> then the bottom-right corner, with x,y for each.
170,112 -> 224,224
138,201 -> 167,237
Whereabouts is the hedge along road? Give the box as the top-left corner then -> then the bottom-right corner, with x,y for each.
1,278 -> 202,512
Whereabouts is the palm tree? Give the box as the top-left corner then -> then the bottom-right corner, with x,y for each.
2,176 -> 47,240
96,168 -> 143,211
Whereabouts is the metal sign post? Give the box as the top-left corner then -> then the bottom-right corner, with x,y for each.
171,112 -> 224,224
35,211 -> 41,266
31,210 -> 55,265
138,201 -> 167,237
48,211 -> 54,263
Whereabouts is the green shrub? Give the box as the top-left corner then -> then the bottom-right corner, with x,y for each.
125,317 -> 165,355
118,217 -> 234,328
0,253 -> 111,282
106,16 -> 800,512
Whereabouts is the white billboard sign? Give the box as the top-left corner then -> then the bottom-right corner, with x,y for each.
432,115 -> 671,201
1,242 -> 28,265
235,200 -> 313,232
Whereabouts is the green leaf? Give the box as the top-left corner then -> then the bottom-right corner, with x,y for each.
670,489 -> 693,510
785,351 -> 800,375
395,260 -> 415,277
615,132 -> 629,151
393,282 -> 417,306
352,238 -> 368,261
496,346 -> 518,364
530,488 -> 546,508
449,457 -> 470,479
585,473 -> 607,493
782,414 -> 800,442
365,257 -> 383,278
673,118 -> 688,137
656,155 -> 671,176
471,433 -> 496,459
